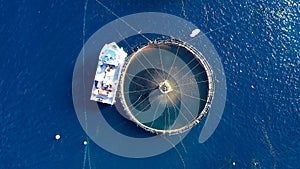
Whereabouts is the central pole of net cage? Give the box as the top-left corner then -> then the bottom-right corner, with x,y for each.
159,80 -> 173,94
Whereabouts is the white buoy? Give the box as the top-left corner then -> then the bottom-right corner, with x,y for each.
190,29 -> 200,37
83,140 -> 88,145
55,134 -> 61,140
232,161 -> 236,166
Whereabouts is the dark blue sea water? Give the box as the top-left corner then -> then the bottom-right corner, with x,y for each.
0,0 -> 299,169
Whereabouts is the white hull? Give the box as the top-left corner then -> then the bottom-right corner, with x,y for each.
90,42 -> 127,105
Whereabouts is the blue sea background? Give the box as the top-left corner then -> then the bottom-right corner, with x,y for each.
0,0 -> 299,169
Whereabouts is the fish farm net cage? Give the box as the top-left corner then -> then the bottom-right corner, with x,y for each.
117,38 -> 214,135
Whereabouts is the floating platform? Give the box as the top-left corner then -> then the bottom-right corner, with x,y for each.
90,42 -> 127,105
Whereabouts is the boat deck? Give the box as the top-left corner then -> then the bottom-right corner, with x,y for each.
90,42 -> 127,105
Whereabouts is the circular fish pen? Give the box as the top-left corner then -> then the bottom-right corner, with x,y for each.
118,39 -> 214,135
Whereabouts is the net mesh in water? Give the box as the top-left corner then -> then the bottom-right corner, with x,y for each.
118,39 -> 214,135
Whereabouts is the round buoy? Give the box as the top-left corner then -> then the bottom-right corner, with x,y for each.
55,134 -> 61,140
83,140 -> 88,145
232,161 -> 236,166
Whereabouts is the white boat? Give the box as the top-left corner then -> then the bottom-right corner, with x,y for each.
90,42 -> 127,105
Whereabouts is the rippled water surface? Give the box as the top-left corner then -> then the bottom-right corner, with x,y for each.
0,0 -> 299,169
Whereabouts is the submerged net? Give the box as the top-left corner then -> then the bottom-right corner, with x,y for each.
118,39 -> 214,135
